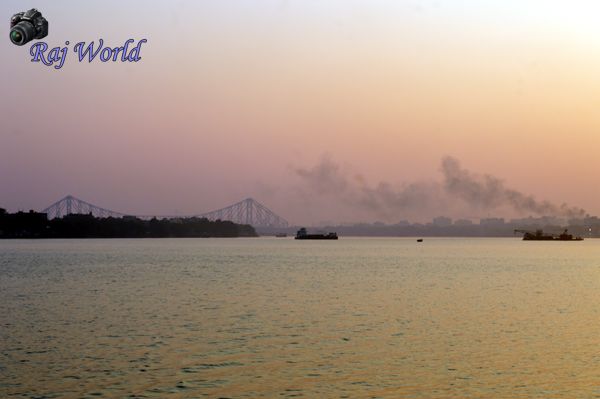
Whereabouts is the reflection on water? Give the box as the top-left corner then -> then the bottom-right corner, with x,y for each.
1,238 -> 600,398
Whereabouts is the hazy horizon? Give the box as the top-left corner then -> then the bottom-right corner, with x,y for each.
2,1 -> 599,225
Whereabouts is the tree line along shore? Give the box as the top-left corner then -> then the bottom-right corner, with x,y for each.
0,209 -> 257,238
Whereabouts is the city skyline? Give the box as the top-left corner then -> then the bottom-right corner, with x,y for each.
1,1 -> 599,224
4,192 -> 597,229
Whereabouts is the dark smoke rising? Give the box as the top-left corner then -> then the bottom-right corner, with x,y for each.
294,156 -> 586,220
294,156 -> 448,220
441,157 -> 586,218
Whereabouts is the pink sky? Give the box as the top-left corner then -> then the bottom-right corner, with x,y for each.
1,1 -> 599,224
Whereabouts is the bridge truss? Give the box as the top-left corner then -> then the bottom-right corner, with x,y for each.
196,198 -> 289,228
41,195 -> 288,228
42,195 -> 126,219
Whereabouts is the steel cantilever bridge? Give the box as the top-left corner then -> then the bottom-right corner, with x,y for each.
42,195 -> 289,229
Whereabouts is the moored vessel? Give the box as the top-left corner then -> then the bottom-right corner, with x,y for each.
514,229 -> 583,241
295,227 -> 338,240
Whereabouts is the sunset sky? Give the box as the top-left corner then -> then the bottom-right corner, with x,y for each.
1,1 -> 599,224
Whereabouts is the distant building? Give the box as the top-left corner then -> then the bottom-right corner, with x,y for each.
432,216 -> 452,227
510,216 -> 538,226
584,216 -> 600,226
512,216 -> 563,226
454,219 -> 473,226
480,217 -> 505,226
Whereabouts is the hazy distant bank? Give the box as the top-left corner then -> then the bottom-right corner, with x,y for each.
260,221 -> 599,238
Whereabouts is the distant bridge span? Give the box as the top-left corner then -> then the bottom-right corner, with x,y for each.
42,195 -> 289,228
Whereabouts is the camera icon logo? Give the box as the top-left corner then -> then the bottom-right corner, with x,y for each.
10,8 -> 48,46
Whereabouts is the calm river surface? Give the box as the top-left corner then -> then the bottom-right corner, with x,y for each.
2,238 -> 600,398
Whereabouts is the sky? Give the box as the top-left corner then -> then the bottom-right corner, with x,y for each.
1,0 -> 599,225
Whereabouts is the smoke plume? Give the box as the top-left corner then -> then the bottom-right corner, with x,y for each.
440,157 -> 585,218
294,156 -> 449,220
294,156 -> 586,221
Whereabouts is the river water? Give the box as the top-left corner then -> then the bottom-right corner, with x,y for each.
1,238 -> 600,398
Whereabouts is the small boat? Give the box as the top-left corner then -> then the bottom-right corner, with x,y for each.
417,239 -> 423,242
275,233 -> 287,238
295,227 -> 338,240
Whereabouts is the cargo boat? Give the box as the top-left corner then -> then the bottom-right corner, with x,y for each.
295,227 -> 338,240
514,229 -> 583,241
